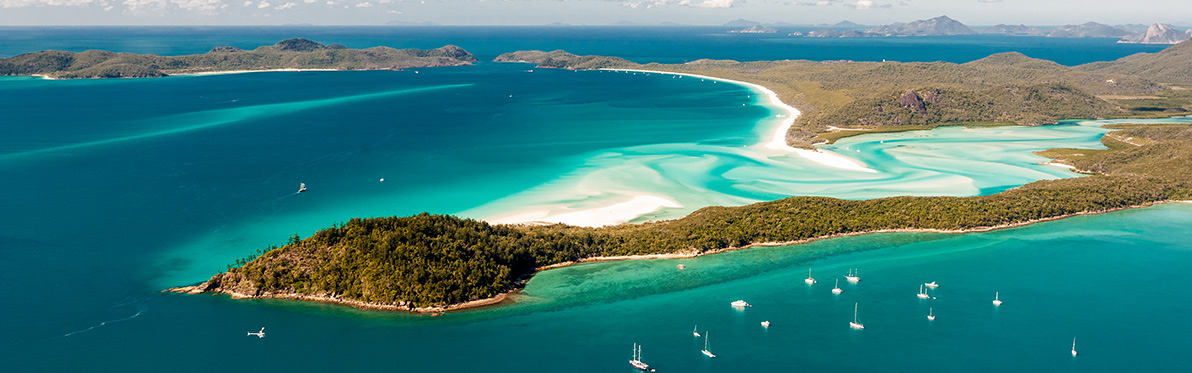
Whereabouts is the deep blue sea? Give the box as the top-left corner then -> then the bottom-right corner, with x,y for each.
1,27 -> 1188,371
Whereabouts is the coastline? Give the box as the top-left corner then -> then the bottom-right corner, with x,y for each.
169,68 -> 341,77
172,199 -> 1186,314
601,68 -> 876,173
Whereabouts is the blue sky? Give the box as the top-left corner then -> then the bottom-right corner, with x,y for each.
0,0 -> 1189,26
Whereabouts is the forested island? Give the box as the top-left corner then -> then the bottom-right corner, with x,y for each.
0,38 -> 477,79
174,41 -> 1192,312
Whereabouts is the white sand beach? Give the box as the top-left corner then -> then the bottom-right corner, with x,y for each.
490,194 -> 682,227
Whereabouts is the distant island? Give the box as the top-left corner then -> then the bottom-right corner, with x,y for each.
0,38 -> 478,79
728,25 -> 777,34
171,40 -> 1192,312
788,15 -> 1191,44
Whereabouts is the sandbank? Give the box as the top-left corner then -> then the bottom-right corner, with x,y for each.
170,68 -> 340,77
490,194 -> 681,227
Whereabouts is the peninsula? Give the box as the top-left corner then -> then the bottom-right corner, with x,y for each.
0,38 -> 477,79
173,41 -> 1192,312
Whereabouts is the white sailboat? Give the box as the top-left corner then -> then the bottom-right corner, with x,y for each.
927,307 -> 935,321
992,291 -> 1003,306
924,281 -> 939,289
629,343 -> 654,371
917,284 -> 930,299
701,332 -> 716,358
297,182 -> 307,193
1071,337 -> 1078,357
247,327 -> 265,338
849,303 -> 865,329
761,321 -> 771,328
693,325 -> 701,338
832,279 -> 843,294
845,268 -> 860,283
805,268 -> 817,285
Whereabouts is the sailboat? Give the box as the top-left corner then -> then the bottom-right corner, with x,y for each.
693,325 -> 701,338
629,343 -> 654,371
297,182 -> 307,193
701,332 -> 717,358
917,284 -> 930,299
1071,338 -> 1078,357
924,281 -> 939,289
927,307 -> 935,321
845,268 -> 860,283
247,327 -> 265,338
849,303 -> 865,329
832,279 -> 843,294
992,291 -> 1003,306
761,321 -> 771,328
805,268 -> 817,285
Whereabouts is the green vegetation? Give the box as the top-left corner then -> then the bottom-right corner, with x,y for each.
1079,39 -> 1192,84
0,38 -> 477,79
183,43 -> 1192,311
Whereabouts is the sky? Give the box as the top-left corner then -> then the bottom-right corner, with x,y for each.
0,0 -> 1189,26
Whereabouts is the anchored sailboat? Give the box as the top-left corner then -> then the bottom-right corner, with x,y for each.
917,284 -> 930,299
701,331 -> 716,358
845,268 -> 860,283
850,303 -> 865,329
927,307 -> 935,321
247,327 -> 265,338
693,325 -> 701,338
1071,338 -> 1078,357
992,291 -> 1003,306
832,279 -> 843,294
297,182 -> 307,193
805,268 -> 816,284
629,343 -> 654,371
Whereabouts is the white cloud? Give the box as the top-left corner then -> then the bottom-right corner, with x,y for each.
241,0 -> 250,4
354,1 -> 369,6
623,0 -> 734,8
103,4 -> 111,9
117,0 -> 225,12
677,0 -> 733,8
274,1 -> 292,8
386,8 -> 398,13
256,0 -> 267,7
978,0 -> 1002,2
851,0 -> 872,9
2,0 -> 94,8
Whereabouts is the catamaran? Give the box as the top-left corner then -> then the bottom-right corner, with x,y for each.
927,307 -> 935,321
297,182 -> 307,193
701,332 -> 716,358
850,303 -> 865,329
629,343 -> 654,371
924,281 -> 939,289
845,268 -> 860,283
992,291 -> 1003,306
247,327 -> 265,338
832,279 -> 843,294
805,268 -> 816,285
1071,338 -> 1078,357
917,284 -> 930,299
693,325 -> 701,338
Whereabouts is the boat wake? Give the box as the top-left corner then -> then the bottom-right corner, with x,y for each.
59,299 -> 148,339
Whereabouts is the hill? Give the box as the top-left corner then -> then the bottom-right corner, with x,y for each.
865,15 -> 975,36
1079,39 -> 1192,83
0,38 -> 478,79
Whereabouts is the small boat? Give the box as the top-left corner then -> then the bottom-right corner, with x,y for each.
761,321 -> 770,328
924,281 -> 939,289
247,327 -> 265,338
379,178 -> 385,182
693,325 -> 701,338
677,264 -> 685,270
849,303 -> 865,329
917,284 -> 930,299
845,268 -> 860,283
701,332 -> 716,358
832,279 -> 843,294
297,182 -> 307,193
805,268 -> 816,285
927,307 -> 935,321
992,291 -> 1003,306
1071,337 -> 1078,357
629,343 -> 654,371
731,300 -> 751,308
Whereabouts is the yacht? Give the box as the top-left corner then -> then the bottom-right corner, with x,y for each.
1071,338 -> 1078,357
247,327 -> 265,338
992,292 -> 1003,306
849,303 -> 865,330
927,307 -> 935,321
693,325 -> 701,338
629,343 -> 654,371
701,332 -> 716,358
805,269 -> 816,285
845,268 -> 860,283
297,183 -> 307,193
924,281 -> 938,289
832,279 -> 843,294
761,321 -> 771,328
917,284 -> 930,299
730,300 -> 751,308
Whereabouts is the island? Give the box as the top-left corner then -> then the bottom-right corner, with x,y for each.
171,40 -> 1192,313
0,38 -> 478,79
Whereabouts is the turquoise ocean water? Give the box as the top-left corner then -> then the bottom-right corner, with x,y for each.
2,28 -> 1189,371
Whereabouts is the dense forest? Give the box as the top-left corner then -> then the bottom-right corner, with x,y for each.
184,42 -> 1192,310
0,38 -> 477,79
